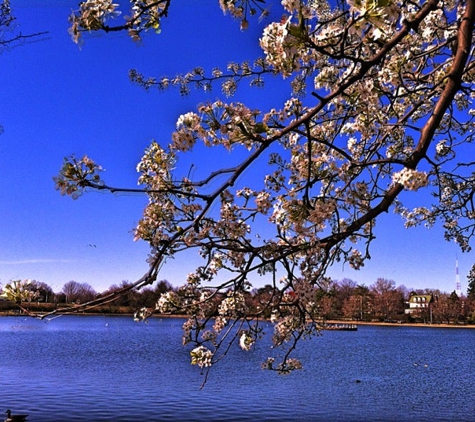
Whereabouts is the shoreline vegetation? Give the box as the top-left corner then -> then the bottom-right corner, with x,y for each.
3,279 -> 474,327
1,302 -> 474,329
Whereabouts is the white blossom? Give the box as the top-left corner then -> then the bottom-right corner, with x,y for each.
392,168 -> 429,191
190,346 -> 213,368
239,332 -> 255,351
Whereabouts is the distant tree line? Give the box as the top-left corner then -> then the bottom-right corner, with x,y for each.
0,279 -> 175,314
2,275 -> 475,325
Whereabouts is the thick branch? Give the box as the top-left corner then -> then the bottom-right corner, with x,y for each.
333,0 -> 475,247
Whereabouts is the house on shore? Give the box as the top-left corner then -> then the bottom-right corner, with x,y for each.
405,294 -> 434,316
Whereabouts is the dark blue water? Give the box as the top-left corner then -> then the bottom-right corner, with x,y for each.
1,316 -> 474,421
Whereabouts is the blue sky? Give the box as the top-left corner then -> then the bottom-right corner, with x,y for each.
0,0 -> 471,294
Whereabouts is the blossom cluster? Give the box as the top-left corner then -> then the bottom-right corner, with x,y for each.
0,279 -> 38,303
260,18 -> 300,77
69,0 -> 120,44
218,291 -> 246,317
239,331 -> 255,351
155,291 -> 179,314
171,101 -> 266,153
190,345 -> 213,368
273,315 -> 300,346
392,168 -> 429,191
69,0 -> 170,44
54,155 -> 103,199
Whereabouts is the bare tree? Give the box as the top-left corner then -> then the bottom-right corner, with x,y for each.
62,281 -> 96,304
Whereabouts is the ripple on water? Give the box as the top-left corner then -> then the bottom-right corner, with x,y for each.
1,317 -> 475,421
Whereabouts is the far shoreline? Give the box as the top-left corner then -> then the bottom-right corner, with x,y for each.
325,319 -> 475,329
1,310 -> 474,329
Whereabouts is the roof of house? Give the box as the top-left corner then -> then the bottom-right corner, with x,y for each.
408,294 -> 433,303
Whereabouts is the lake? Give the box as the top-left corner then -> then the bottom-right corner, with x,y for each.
0,316 -> 474,421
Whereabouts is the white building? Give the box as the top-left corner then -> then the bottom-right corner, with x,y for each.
405,294 -> 433,315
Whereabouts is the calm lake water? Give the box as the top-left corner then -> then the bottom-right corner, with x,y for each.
1,316 -> 474,421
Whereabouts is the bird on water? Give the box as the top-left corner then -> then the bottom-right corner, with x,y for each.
4,409 -> 28,422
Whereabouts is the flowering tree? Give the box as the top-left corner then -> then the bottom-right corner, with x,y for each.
1,279 -> 39,308
45,0 -> 475,375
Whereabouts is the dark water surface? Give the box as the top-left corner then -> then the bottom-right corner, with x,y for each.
1,316 -> 474,421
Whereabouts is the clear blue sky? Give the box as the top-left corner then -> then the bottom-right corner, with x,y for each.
0,0 -> 471,294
